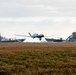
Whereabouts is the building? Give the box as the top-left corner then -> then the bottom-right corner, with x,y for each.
66,32 -> 76,42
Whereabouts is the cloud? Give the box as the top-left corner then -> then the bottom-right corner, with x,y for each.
0,0 -> 76,17
0,17 -> 51,22
0,17 -> 75,32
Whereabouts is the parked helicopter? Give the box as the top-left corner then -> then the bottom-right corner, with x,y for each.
15,32 -> 44,41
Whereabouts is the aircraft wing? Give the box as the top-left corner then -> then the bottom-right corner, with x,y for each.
44,35 -> 57,37
14,34 -> 30,37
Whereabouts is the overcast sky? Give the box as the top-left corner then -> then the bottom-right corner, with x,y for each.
0,0 -> 76,42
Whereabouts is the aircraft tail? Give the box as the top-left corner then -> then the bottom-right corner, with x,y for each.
28,32 -> 33,38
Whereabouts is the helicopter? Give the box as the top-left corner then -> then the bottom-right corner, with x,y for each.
15,32 -> 44,41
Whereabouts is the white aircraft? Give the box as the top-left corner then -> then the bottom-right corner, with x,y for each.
15,32 -> 44,41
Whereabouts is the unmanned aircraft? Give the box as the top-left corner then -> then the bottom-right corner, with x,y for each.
15,32 -> 44,41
